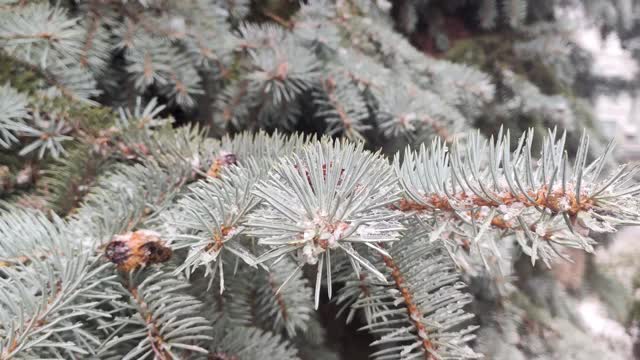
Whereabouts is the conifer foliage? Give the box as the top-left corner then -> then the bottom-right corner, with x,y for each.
2,127 -> 639,359
1,0 -> 639,359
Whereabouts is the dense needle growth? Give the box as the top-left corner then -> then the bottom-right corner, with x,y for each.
1,0 -> 640,359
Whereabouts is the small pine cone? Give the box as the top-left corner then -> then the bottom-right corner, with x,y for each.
206,151 -> 237,178
105,230 -> 172,271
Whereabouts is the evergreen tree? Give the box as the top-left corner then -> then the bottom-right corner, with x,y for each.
1,1 -> 639,359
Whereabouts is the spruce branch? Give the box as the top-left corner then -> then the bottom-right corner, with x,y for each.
71,160 -> 191,246
0,209 -> 117,359
498,69 -> 573,128
254,258 -> 314,337
292,1 -> 342,52
0,83 -> 29,148
69,124 -> 211,243
39,143 -> 106,214
0,3 -> 101,101
99,271 -> 212,360
168,160 -> 263,290
334,254 -> 390,325
212,258 -> 315,338
395,128 -> 640,266
212,327 -> 300,360
0,3 -> 84,68
213,79 -> 252,129
2,124 -> 640,359
357,236 -> 479,360
247,138 -> 403,308
13,109 -> 73,159
246,38 -> 321,107
313,75 -> 371,140
117,97 -> 169,132
426,60 -> 495,117
1,122 -> 225,358
374,83 -> 464,140
0,208 -> 68,269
